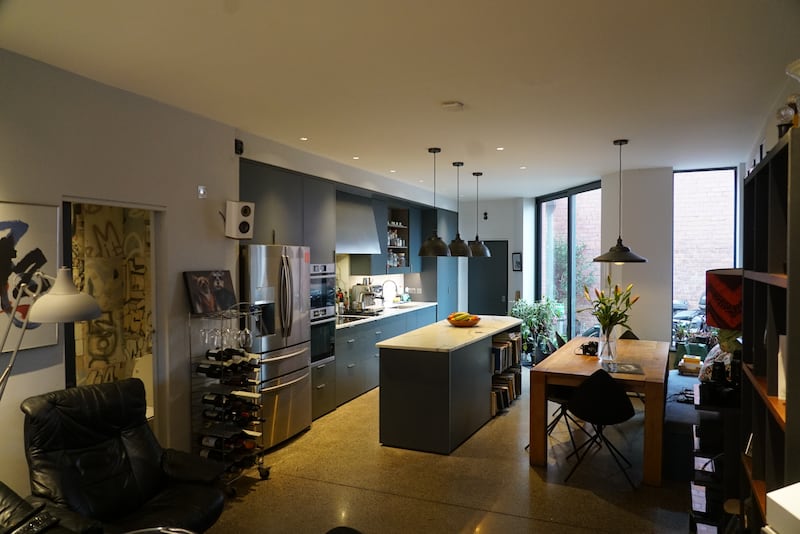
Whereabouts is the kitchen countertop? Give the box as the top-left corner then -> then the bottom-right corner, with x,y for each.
376,315 -> 521,353
334,301 -> 437,329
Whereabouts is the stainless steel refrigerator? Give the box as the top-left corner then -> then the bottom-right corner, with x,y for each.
240,244 -> 311,449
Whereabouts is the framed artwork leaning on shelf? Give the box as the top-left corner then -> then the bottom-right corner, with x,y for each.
183,270 -> 237,315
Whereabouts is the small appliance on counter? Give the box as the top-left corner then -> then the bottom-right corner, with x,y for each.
349,284 -> 375,311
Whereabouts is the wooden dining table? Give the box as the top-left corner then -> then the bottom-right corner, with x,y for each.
529,336 -> 671,486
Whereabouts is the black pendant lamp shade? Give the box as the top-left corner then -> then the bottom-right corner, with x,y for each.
418,147 -> 451,257
448,161 -> 472,257
468,171 -> 491,258
593,139 -> 646,264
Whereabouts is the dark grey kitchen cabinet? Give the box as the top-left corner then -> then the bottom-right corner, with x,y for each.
239,158 -> 304,246
311,357 -> 337,420
362,314 -> 406,391
335,323 -> 370,405
409,306 -> 437,329
420,208 -> 459,320
304,177 -> 336,264
407,207 -> 422,273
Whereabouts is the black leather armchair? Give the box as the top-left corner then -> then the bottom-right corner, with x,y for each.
20,378 -> 226,534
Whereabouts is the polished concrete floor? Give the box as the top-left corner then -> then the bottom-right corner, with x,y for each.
207,370 -> 689,534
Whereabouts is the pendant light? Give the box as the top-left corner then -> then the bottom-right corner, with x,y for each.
468,171 -> 491,258
418,147 -> 451,257
593,139 -> 647,263
448,161 -> 472,257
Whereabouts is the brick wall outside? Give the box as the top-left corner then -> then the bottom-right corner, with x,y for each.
541,170 -> 735,328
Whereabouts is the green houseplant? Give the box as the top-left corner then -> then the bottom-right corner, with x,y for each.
510,296 -> 563,363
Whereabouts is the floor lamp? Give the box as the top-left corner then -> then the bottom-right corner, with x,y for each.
0,267 -> 101,402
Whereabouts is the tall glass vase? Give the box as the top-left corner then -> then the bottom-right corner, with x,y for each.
599,326 -> 616,363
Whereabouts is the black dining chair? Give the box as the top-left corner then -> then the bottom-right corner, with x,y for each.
564,368 -> 636,488
545,384 -> 586,453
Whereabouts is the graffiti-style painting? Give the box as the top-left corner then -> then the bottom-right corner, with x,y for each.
0,202 -> 58,352
183,270 -> 237,315
72,204 -> 153,386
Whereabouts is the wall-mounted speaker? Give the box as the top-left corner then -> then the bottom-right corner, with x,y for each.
225,200 -> 254,239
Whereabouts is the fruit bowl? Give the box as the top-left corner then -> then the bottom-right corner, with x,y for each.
447,313 -> 480,327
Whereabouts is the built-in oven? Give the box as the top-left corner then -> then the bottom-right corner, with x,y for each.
310,263 -> 336,323
310,316 -> 336,364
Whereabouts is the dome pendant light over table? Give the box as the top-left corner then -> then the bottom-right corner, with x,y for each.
448,161 -> 472,257
468,171 -> 491,258
593,139 -> 647,263
418,147 -> 451,257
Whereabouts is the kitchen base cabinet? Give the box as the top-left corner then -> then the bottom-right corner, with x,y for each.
311,356 -> 337,420
335,323 -> 369,405
378,316 -> 522,454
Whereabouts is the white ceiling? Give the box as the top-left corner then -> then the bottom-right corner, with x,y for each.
1,0 -> 799,200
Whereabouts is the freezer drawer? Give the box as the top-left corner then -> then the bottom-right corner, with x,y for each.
258,366 -> 312,449
253,341 -> 310,381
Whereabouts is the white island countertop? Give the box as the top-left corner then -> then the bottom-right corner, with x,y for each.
376,315 -> 521,353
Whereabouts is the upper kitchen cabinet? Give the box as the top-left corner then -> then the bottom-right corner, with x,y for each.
240,158 -> 303,246
304,178 -> 336,264
420,208 -> 459,320
239,159 -> 336,263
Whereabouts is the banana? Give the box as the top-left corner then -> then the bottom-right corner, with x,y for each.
451,311 -> 471,321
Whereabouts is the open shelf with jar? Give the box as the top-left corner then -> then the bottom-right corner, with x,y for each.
387,207 -> 409,270
739,128 -> 799,529
189,306 -> 271,484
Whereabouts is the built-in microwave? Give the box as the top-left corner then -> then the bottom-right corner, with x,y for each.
310,263 -> 336,322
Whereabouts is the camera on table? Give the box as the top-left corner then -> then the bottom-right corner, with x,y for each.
580,341 -> 598,356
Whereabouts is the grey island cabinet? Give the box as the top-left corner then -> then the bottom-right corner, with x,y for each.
376,316 -> 522,454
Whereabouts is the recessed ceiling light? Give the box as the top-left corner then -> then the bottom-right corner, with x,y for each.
418,179 -> 424,183
389,169 -> 396,173
352,156 -> 360,160
441,101 -> 464,111
520,165 -> 527,170
496,147 -> 504,151
299,137 -> 308,141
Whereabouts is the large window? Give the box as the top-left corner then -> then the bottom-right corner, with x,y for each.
537,182 -> 602,339
672,168 -> 737,340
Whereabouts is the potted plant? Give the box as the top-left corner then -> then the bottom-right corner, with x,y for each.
582,275 -> 639,362
510,296 -> 563,364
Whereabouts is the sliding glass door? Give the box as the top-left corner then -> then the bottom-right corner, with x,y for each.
536,182 -> 602,339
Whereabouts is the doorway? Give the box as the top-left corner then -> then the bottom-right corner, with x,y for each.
64,202 -> 156,414
467,240 -> 508,315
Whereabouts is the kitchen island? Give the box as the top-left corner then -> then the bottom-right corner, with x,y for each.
376,315 -> 521,454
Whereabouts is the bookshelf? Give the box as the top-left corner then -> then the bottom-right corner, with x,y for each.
740,128 -> 800,528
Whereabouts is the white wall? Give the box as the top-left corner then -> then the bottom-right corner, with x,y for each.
460,197 -> 528,312
599,167 -> 674,343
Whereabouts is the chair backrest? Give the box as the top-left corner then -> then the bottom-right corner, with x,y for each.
619,329 -> 639,340
568,369 -> 635,426
20,378 -> 165,521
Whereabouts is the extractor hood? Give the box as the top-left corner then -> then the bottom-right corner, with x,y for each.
336,192 -> 382,254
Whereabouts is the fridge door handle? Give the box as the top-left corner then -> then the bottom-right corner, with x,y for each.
260,371 -> 309,393
257,346 -> 308,364
280,253 -> 292,338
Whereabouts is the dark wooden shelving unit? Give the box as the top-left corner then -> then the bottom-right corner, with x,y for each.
740,128 -> 800,530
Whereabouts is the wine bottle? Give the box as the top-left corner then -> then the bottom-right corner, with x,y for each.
195,363 -> 224,378
206,348 -> 231,362
201,392 -> 229,407
200,435 -> 233,450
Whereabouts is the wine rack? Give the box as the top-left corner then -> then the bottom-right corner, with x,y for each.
189,306 -> 271,484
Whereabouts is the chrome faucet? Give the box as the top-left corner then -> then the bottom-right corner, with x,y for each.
382,280 -> 399,304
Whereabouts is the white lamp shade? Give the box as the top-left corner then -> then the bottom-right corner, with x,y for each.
28,267 -> 102,323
